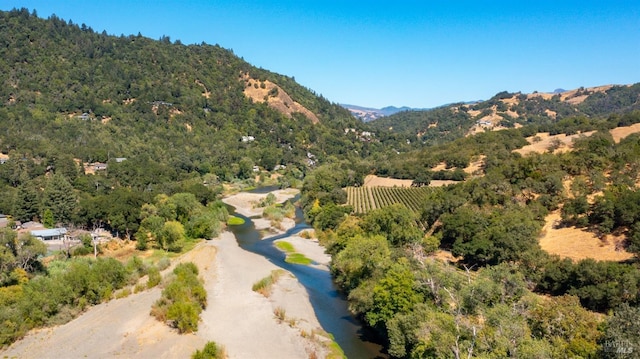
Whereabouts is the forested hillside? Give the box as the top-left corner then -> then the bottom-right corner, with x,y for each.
303,109 -> 640,357
0,8 -> 381,177
3,7 -> 640,358
370,84 -> 640,146
0,8 -> 387,230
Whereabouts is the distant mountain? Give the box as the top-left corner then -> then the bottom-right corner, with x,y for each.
342,104 -> 424,122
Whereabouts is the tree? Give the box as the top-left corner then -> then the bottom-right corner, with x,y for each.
13,183 -> 40,222
0,228 -> 46,285
600,303 -> 640,358
332,234 -> 391,291
237,157 -> 254,180
159,221 -> 185,252
365,259 -> 422,330
361,204 -> 423,247
43,173 -> 77,224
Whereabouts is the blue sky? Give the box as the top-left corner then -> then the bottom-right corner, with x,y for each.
2,1 -> 639,108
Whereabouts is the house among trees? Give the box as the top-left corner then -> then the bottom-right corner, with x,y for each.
30,228 -> 68,241
93,162 -> 108,171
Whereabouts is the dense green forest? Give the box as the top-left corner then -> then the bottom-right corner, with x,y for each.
2,7 -> 640,358
0,8 -> 387,234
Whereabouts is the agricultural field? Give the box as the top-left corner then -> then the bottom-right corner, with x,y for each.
345,186 -> 432,214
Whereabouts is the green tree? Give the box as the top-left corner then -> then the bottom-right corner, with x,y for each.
159,221 -> 185,252
13,183 -> 40,222
600,303 -> 640,358
43,173 -> 77,224
365,259 -> 422,330
361,204 -> 423,247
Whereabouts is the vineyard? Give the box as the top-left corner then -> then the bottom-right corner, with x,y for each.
345,186 -> 432,214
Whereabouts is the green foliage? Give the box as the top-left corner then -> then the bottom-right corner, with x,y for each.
0,256 -> 131,346
192,341 -> 223,359
146,266 -> 162,288
0,9 -> 386,242
331,234 -> 391,292
443,205 -> 542,266
528,295 -> 602,358
361,204 -> 423,247
599,304 -> 640,358
0,228 -> 46,285
159,221 -> 186,252
275,241 -> 312,265
309,202 -> 353,231
43,174 -> 77,225
252,269 -> 285,297
365,259 -> 422,329
226,216 -> 245,226
152,262 -> 206,333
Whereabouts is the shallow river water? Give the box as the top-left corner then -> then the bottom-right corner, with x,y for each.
225,192 -> 385,358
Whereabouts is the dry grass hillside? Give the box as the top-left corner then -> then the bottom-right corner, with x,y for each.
241,73 -> 319,124
514,123 -> 640,156
539,212 -> 633,262
463,85 -> 626,136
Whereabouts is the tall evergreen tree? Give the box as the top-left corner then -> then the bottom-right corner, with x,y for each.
43,174 -> 77,224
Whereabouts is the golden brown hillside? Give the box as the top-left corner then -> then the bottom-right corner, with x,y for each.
241,73 -> 320,124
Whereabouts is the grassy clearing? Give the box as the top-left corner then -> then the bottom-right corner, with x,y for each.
227,216 -> 245,225
275,241 -> 295,252
286,253 -> 312,265
252,269 -> 285,297
275,241 -> 312,265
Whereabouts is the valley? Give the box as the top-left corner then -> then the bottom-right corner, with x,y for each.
1,8 -> 639,359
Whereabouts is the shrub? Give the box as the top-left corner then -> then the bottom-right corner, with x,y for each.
156,257 -> 171,271
151,262 -> 206,333
252,270 -> 285,297
192,341 -> 223,359
167,301 -> 200,334
147,266 -> 162,288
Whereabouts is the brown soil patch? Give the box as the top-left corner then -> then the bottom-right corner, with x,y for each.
544,109 -> 557,119
195,79 -> 211,99
101,116 -> 111,124
429,180 -> 459,187
539,212 -> 633,262
516,123 -> 640,156
467,109 -> 481,117
430,250 -> 460,264
431,162 -> 447,171
610,123 -> 640,143
464,156 -> 485,175
527,92 -> 555,100
514,131 -> 596,156
500,96 -> 520,105
363,175 -> 413,187
505,109 -> 519,118
241,74 -> 319,124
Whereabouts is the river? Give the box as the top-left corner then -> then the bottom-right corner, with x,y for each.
225,191 -> 385,358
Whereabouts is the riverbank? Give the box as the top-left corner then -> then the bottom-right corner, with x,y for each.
1,189 -> 335,359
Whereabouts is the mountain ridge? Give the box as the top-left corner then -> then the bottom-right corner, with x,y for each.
367,83 -> 640,145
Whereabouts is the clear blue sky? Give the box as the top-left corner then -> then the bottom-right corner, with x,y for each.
2,1 -> 639,108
